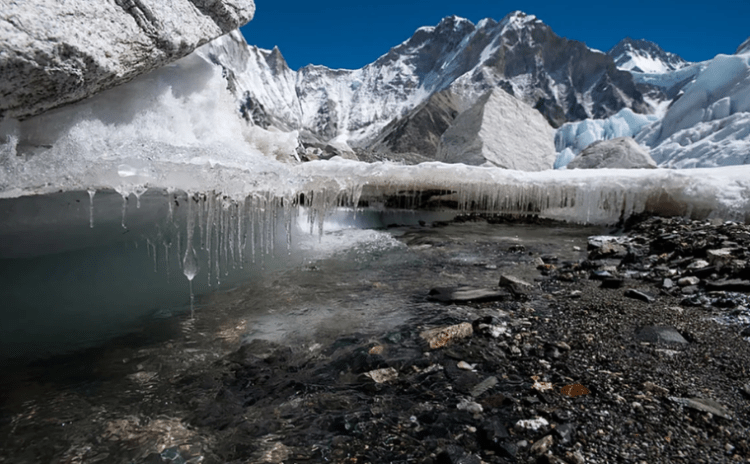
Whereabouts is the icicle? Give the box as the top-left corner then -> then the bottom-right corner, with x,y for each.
198,193 -> 205,250
120,194 -> 128,229
164,241 -> 171,283
87,189 -> 96,229
183,193 -> 199,318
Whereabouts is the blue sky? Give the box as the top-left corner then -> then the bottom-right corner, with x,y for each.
240,1 -> 750,70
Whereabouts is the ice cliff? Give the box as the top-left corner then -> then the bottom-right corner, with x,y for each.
0,0 -> 256,120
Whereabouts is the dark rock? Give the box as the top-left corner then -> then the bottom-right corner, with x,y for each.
508,244 -> 527,253
740,326 -> 750,337
601,278 -> 625,289
625,288 -> 656,303
553,422 -> 576,445
436,446 -> 481,464
635,326 -> 688,345
477,419 -> 510,452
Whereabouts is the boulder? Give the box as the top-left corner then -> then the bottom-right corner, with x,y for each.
567,137 -> 657,169
0,0 -> 256,120
437,88 -> 556,171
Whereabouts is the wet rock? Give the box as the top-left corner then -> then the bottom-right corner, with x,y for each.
669,397 -> 733,420
625,289 -> 656,303
508,244 -> 527,253
428,287 -> 511,303
499,274 -> 535,297
530,434 -> 554,455
741,326 -> 750,337
420,323 -> 474,349
635,326 -> 688,345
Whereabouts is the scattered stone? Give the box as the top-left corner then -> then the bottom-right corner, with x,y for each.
678,276 -> 701,287
457,398 -> 484,414
530,434 -> 554,455
420,323 -> 474,349
515,417 -> 549,432
364,367 -> 398,384
560,384 -> 590,398
590,270 -> 613,280
663,278 -> 675,289
687,259 -> 710,270
554,422 -> 576,445
625,289 -> 656,303
707,248 -> 735,267
470,376 -> 498,398
428,287 -> 511,303
531,375 -> 554,392
741,326 -> 750,337
565,451 -> 586,464
508,244 -> 526,253
368,345 -> 385,355
635,326 -> 688,345
669,397 -> 733,420
457,361 -> 477,371
643,381 -> 670,396
477,419 -> 512,455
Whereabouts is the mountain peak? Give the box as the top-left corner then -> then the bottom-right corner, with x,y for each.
500,10 -> 538,29
737,37 -> 750,55
608,37 -> 689,73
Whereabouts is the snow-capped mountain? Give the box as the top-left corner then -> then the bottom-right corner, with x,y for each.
203,11 -> 650,158
608,38 -> 690,74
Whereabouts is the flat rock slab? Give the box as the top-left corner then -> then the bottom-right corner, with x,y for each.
428,287 -> 511,303
625,289 -> 656,303
635,326 -> 688,345
669,397 -> 733,420
499,274 -> 534,296
705,279 -> 750,292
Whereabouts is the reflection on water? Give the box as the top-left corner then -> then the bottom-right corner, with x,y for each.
0,192 -> 606,463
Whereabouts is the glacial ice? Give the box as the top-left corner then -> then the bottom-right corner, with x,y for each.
553,109 -> 659,167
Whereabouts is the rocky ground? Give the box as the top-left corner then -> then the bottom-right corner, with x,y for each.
2,215 -> 750,464
166,215 -> 750,464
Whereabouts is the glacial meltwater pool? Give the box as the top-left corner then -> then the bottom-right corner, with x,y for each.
0,189 -> 608,463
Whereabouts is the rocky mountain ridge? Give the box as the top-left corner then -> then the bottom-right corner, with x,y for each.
206,11 -> 651,162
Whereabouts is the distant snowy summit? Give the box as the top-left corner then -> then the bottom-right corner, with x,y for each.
608,37 -> 690,74
206,11 -> 648,165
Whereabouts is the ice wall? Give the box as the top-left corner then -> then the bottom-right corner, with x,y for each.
553,109 -> 659,168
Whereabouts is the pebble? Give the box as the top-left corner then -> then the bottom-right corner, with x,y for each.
364,367 -> 398,384
457,399 -> 483,414
530,435 -> 554,455
420,323 -> 474,349
515,417 -> 549,432
678,276 -> 701,287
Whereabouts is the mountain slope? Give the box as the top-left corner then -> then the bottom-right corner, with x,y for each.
206,11 -> 650,158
